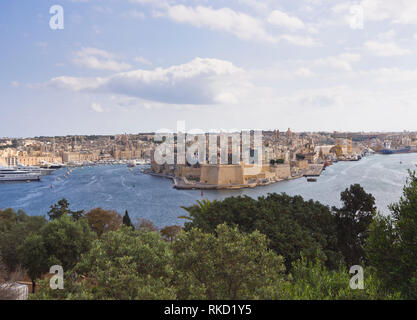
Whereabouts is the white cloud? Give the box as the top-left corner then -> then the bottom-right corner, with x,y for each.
134,56 -> 152,65
91,102 -> 104,113
72,47 -> 132,72
214,92 -> 239,104
364,41 -> 412,57
359,0 -> 417,24
358,68 -> 417,83
267,10 -> 305,31
134,2 -> 318,46
377,29 -> 396,40
333,0 -> 417,25
279,34 -> 318,47
159,5 -> 277,43
314,53 -> 361,71
48,57 -> 245,105
295,67 -> 313,77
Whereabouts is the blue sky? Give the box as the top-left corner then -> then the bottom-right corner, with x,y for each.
2,0 -> 417,137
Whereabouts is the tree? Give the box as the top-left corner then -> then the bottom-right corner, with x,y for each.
182,194 -> 342,271
72,226 -> 175,299
18,234 -> 48,293
0,209 -> 46,272
160,225 -> 181,242
40,215 -> 96,271
333,184 -> 376,266
366,169 -> 417,299
47,198 -> 84,221
18,215 -> 96,293
85,208 -> 122,236
122,210 -> 134,228
0,256 -> 6,282
135,218 -> 159,233
172,224 -> 286,299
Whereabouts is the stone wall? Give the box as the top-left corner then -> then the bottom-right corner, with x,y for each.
272,164 -> 291,179
200,164 -> 244,185
174,165 -> 201,179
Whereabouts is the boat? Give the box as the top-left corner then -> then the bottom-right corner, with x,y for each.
380,146 -> 411,155
134,159 -> 150,165
14,166 -> 55,175
40,160 -> 64,169
0,168 -> 41,182
307,178 -> 317,182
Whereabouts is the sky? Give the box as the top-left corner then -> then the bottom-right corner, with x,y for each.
2,0 -> 417,137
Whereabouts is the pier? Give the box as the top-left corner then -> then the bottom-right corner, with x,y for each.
303,164 -> 324,177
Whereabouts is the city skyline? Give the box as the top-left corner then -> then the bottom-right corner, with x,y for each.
2,0 -> 417,137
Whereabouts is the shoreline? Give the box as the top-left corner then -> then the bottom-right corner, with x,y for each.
144,169 -> 307,190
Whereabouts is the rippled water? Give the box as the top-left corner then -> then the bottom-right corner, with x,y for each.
1,153 -> 416,227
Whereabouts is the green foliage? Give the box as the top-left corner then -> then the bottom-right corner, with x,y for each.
30,276 -> 94,300
172,223 -> 286,300
71,226 -> 175,299
47,198 -> 84,221
182,193 -> 343,271
0,208 -> 46,272
280,258 -> 400,300
40,215 -> 96,270
366,169 -> 417,299
333,184 -> 376,266
18,234 -> 48,287
4,180 -> 413,300
17,214 -> 96,291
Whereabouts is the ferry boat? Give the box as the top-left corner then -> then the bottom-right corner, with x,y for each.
380,146 -> 411,155
0,168 -> 41,181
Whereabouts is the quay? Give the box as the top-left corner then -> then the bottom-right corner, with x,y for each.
303,164 -> 324,177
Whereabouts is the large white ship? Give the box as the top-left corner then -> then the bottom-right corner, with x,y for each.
14,165 -> 55,175
0,168 -> 41,181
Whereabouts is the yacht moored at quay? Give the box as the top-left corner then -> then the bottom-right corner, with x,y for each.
0,168 -> 41,182
14,166 -> 55,175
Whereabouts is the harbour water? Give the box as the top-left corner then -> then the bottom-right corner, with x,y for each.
0,153 -> 416,227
